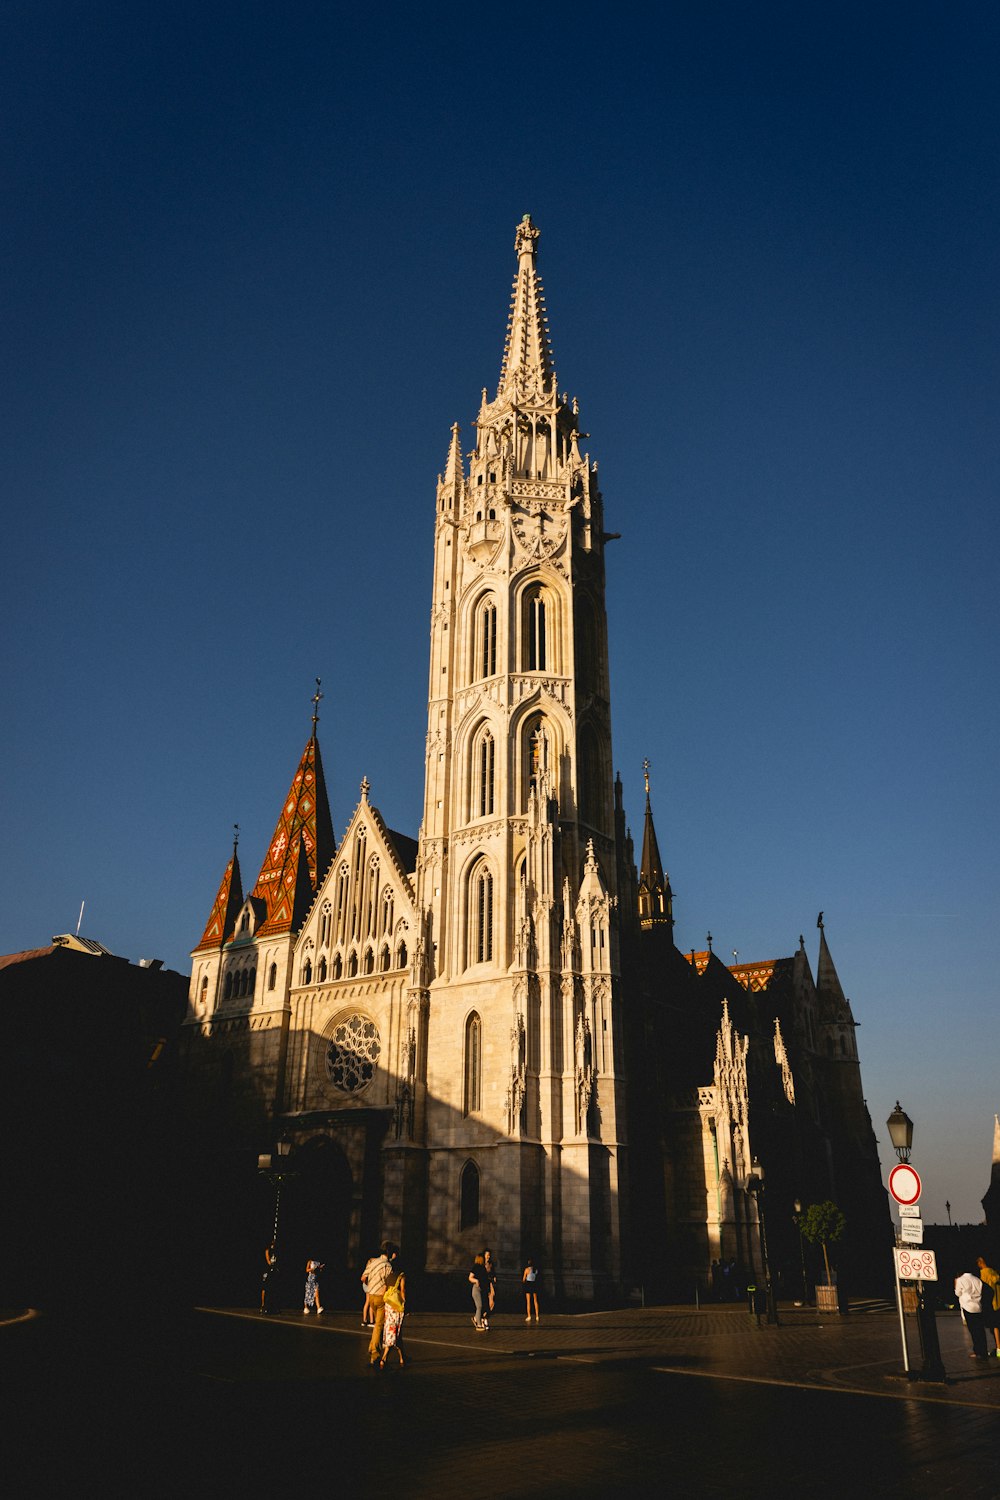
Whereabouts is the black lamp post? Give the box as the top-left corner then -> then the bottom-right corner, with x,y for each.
886,1101 -> 913,1163
884,1102 -> 944,1382
792,1198 -> 808,1304
258,1136 -> 295,1258
746,1157 -> 779,1325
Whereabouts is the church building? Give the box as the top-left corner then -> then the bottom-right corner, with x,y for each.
181,217 -> 888,1302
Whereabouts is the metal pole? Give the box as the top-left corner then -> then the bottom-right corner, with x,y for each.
893,1253 -> 911,1375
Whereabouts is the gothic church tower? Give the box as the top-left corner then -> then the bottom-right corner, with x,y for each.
416,216 -> 627,1294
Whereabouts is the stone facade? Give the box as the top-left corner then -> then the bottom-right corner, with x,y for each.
180,217 -> 889,1301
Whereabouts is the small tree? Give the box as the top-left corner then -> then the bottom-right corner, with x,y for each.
799,1200 -> 847,1286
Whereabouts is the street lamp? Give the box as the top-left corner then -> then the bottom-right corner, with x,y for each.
792,1198 -> 808,1305
258,1135 -> 296,1270
884,1102 -> 944,1382
746,1157 -> 779,1326
886,1101 -> 913,1163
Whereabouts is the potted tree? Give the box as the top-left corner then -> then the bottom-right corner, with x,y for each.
800,1201 -> 847,1313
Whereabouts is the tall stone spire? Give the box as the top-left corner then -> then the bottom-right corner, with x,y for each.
638,760 -> 674,938
497,214 -> 556,401
815,914 -> 847,1005
193,833 -> 244,953
251,727 -> 335,938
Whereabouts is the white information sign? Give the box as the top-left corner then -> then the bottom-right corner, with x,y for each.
900,1218 -> 924,1244
898,1202 -> 920,1217
894,1248 -> 937,1281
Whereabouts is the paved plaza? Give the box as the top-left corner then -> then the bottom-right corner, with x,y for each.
4,1300 -> 998,1496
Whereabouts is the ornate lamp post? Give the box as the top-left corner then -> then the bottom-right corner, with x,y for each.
746,1157 -> 779,1325
885,1102 -> 944,1382
886,1101 -> 913,1163
792,1198 -> 808,1304
257,1136 -> 296,1281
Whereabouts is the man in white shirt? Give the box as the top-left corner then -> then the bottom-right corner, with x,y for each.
954,1270 -> 989,1359
364,1241 -> 398,1365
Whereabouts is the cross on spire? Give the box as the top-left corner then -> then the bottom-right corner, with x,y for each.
311,677 -> 323,732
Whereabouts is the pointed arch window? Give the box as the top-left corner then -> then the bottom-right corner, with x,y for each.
381,889 -> 394,937
472,726 -> 496,819
524,585 -> 547,671
224,972 -> 233,1000
464,1011 -> 482,1115
319,902 -> 332,947
460,1159 -> 481,1229
468,861 -> 494,966
200,975 -> 209,1008
347,951 -> 358,978
334,864 -> 350,943
476,598 -> 498,679
302,958 -> 313,985
318,956 -> 327,982
396,940 -> 407,970
268,963 -> 277,991
363,947 -> 374,975
248,967 -> 256,997
332,954 -> 342,980
379,944 -> 391,972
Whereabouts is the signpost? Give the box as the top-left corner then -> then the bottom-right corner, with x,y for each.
900,1217 -> 924,1244
895,1248 -> 937,1282
888,1163 -> 922,1206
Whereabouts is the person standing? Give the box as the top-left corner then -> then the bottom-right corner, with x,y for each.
954,1268 -> 989,1359
975,1257 -> 1000,1355
523,1258 -> 540,1322
365,1242 -> 397,1364
379,1264 -> 407,1369
260,1242 -> 278,1314
483,1248 -> 497,1327
469,1253 -> 490,1330
360,1252 -> 379,1327
303,1258 -> 324,1314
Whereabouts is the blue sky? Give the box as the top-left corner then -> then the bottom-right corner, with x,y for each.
2,3 -> 997,1226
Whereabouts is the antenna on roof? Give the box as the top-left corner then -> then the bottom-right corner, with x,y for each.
76,900 -> 85,936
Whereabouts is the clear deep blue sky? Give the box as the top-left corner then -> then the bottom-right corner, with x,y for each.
2,3 -> 997,1224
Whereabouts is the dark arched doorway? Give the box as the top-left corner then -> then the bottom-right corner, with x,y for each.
279,1136 -> 355,1308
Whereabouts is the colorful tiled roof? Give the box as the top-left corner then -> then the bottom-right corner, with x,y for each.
193,852 -> 244,953
251,734 -> 335,938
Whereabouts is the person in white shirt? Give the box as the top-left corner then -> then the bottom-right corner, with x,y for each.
954,1270 -> 989,1359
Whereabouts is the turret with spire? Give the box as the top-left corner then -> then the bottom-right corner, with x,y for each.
638,759 -> 674,939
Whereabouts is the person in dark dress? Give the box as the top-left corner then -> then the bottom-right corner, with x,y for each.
469,1254 -> 490,1330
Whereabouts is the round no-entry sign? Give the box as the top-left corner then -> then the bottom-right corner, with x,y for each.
889,1163 -> 922,1205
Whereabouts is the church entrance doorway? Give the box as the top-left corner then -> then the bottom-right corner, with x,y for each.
279,1135 -> 354,1308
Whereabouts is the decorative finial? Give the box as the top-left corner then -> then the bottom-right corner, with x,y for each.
311,677 -> 323,732
817,911 -> 824,930
360,776 -> 370,802
643,758 -> 650,798
799,934 -> 805,950
514,213 -> 540,259
233,823 -> 239,856
707,931 -> 713,953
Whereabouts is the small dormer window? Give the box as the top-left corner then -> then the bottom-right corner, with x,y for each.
239,911 -> 249,934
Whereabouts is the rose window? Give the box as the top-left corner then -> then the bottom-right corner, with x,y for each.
325,1014 -> 380,1093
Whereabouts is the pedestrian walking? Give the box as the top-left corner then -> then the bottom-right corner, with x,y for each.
523,1258 -> 540,1322
954,1268 -> 989,1359
469,1253 -> 490,1330
484,1247 -> 497,1322
260,1242 -> 278,1314
303,1258 -> 324,1314
365,1242 -> 397,1364
379,1264 -> 407,1369
360,1252 -> 379,1326
975,1256 -> 1000,1355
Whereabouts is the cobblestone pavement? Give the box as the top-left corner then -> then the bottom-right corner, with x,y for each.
5,1303 -> 999,1497
235,1299 -> 1000,1409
